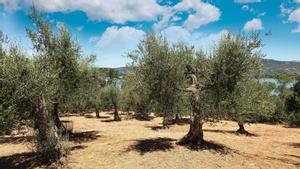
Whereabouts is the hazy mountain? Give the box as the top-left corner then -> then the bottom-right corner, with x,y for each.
113,59 -> 300,77
262,59 -> 300,77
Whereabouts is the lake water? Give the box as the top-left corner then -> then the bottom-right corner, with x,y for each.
260,78 -> 296,95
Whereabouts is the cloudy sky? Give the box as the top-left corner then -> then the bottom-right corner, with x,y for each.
0,0 -> 299,67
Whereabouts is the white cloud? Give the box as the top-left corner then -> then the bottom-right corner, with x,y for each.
152,9 -> 174,31
173,0 -> 220,30
289,9 -> 300,33
97,26 -> 145,49
23,0 -> 165,23
258,12 -> 266,17
3,0 -> 220,31
92,26 -> 145,67
171,15 -> 181,22
88,36 -> 99,43
234,0 -> 261,3
161,26 -> 194,43
0,0 -> 22,12
280,3 -> 292,16
195,30 -> 229,50
154,0 -> 220,31
243,18 -> 263,31
289,9 -> 300,23
295,0 -> 300,4
95,25 -> 227,66
161,26 -> 228,50
242,5 -> 250,11
292,25 -> 300,33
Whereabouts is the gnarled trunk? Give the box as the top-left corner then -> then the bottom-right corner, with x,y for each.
179,113 -> 204,144
179,88 -> 205,145
179,68 -> 206,146
34,97 -> 62,163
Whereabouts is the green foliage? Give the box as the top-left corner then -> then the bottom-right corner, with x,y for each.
125,33 -> 191,123
0,40 -> 35,134
209,32 -> 274,126
285,81 -> 300,126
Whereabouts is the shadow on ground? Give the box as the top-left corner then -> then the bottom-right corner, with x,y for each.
261,155 -> 300,167
0,152 -> 38,169
70,145 -> 88,151
101,119 -> 117,122
84,114 -> 95,118
169,118 -> 190,125
0,145 -> 89,169
177,139 -> 232,154
285,142 -> 300,148
69,131 -> 100,143
145,125 -> 168,131
203,129 -> 258,137
97,116 -> 110,119
0,135 -> 34,144
128,137 -> 176,155
285,154 -> 300,159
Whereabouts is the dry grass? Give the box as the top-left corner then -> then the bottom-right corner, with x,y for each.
0,112 -> 299,169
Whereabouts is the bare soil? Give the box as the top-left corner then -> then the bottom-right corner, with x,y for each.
0,112 -> 299,169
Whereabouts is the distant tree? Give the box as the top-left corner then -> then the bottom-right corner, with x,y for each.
273,73 -> 295,122
95,69 -> 122,121
126,33 -> 190,127
67,55 -> 98,115
285,81 -> 300,126
100,84 -> 121,121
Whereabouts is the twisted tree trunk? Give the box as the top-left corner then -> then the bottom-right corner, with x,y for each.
178,69 -> 206,146
178,91 -> 204,145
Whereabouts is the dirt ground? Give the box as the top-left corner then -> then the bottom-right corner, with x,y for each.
0,112 -> 299,169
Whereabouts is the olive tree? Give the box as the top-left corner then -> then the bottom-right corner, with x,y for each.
210,32 -> 270,134
126,33 -> 190,127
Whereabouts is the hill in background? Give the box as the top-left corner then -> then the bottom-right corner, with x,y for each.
262,59 -> 300,77
113,59 -> 300,77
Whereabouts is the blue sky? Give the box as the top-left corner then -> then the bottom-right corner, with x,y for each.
0,0 -> 299,67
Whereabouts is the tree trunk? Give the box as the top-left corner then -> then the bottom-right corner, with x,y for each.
174,114 -> 180,124
179,113 -> 204,145
179,89 -> 205,146
35,97 -> 49,143
236,122 -> 248,134
53,102 -> 66,134
113,102 -> 121,121
162,111 -> 168,128
34,97 -> 61,163
178,67 -> 208,146
96,108 -> 100,118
